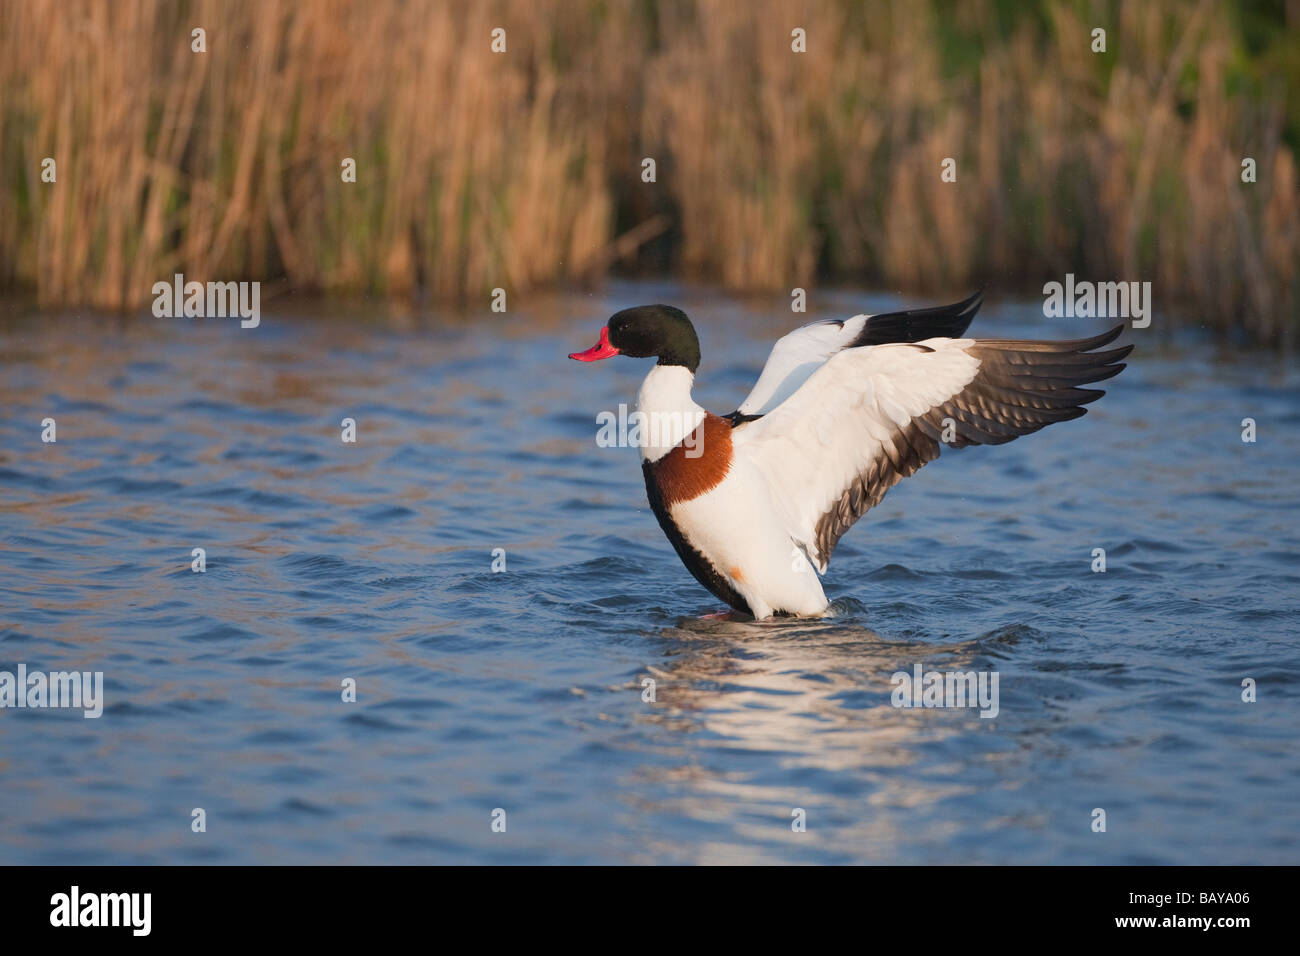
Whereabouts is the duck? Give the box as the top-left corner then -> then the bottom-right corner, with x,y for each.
569,291 -> 1131,619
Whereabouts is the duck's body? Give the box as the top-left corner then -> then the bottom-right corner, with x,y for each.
635,367 -> 830,617
571,292 -> 1131,619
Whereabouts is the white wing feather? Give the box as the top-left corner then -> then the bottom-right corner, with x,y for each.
735,316 -> 870,416
733,339 -> 981,571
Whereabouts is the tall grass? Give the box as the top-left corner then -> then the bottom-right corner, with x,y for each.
1,0 -> 1296,345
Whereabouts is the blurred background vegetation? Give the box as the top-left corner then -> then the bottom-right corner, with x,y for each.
2,0 -> 1296,345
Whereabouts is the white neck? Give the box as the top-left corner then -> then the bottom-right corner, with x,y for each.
635,364 -> 705,462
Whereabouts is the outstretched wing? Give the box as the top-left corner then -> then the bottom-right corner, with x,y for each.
732,326 -> 1131,572
729,290 -> 984,420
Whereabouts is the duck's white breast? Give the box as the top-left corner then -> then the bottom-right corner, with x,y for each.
669,457 -> 830,618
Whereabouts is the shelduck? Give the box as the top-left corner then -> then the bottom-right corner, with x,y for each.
570,291 -> 1131,619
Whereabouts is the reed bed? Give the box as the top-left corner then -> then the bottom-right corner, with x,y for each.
1,0 -> 1295,344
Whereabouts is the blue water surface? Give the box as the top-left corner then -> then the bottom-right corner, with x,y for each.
1,283 -> 1296,864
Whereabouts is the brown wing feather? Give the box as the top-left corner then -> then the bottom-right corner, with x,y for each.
812,326 -> 1132,565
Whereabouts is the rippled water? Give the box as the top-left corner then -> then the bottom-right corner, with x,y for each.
1,284 -> 1297,864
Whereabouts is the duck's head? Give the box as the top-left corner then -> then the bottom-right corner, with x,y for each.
569,305 -> 700,373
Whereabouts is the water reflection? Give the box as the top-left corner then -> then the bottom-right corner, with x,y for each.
622,613 -> 999,862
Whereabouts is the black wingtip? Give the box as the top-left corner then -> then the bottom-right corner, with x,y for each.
1086,362 -> 1128,384
989,324 -> 1131,354
1088,324 -> 1126,350
1056,325 -> 1124,351
851,286 -> 988,347
956,286 -> 985,317
1074,326 -> 1132,358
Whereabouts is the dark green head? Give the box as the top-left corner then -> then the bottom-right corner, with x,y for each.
569,305 -> 700,373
